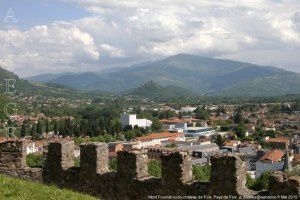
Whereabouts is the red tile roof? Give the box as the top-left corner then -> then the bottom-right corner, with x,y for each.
260,150 -> 284,162
34,140 -> 45,147
136,132 -> 183,142
267,137 -> 289,143
0,137 -> 15,143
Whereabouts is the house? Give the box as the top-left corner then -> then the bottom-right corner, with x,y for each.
26,140 -> 44,154
255,149 -> 285,178
221,140 -> 241,153
159,118 -> 187,132
120,113 -> 152,128
238,146 -> 257,155
136,132 -> 184,148
147,143 -> 220,164
281,119 -> 300,127
191,143 -> 221,157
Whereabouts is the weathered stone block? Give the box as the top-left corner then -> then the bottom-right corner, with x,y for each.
117,150 -> 148,180
80,142 -> 109,175
161,152 -> 193,186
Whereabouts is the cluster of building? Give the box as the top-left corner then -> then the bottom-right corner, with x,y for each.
114,108 -> 300,179
0,137 -> 44,154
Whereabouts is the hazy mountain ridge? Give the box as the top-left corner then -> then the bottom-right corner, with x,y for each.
26,72 -> 77,83
25,54 -> 300,97
0,67 -> 91,99
123,80 -> 195,99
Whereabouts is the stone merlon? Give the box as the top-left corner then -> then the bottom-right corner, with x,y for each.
0,140 -> 299,199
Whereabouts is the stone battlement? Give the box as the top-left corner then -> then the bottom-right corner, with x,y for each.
0,140 -> 299,199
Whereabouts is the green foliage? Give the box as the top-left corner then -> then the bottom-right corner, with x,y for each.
215,134 -> 225,147
45,120 -> 49,133
192,165 -> 211,182
109,158 -> 117,171
26,154 -> 44,168
20,121 -> 27,137
0,94 -> 8,120
74,158 -> 80,167
235,123 -> 246,138
30,124 -> 37,140
151,120 -> 164,132
148,160 -> 162,178
36,120 -> 43,136
234,109 -> 243,124
289,166 -> 300,176
246,173 -> 255,189
164,143 -> 177,148
194,107 -> 210,120
246,172 -> 271,191
125,130 -> 136,141
0,175 -> 96,200
74,134 -> 117,145
158,110 -> 176,119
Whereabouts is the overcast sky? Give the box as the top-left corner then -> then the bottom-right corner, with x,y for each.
0,0 -> 300,77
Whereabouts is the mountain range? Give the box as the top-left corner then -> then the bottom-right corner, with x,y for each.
26,54 -> 300,97
0,67 -> 90,99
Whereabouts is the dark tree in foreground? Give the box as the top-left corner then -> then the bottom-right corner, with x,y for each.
20,121 -> 27,137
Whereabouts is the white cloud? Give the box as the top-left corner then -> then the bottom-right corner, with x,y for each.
0,21 -> 100,76
1,0 -> 300,76
100,44 -> 125,57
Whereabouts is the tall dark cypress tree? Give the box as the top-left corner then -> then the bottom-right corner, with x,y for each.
45,120 -> 50,133
53,121 -> 58,135
59,121 -> 66,137
37,120 -> 43,136
20,121 -> 27,137
31,124 -> 37,140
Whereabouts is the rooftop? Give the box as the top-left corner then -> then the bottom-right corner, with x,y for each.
136,132 -> 183,142
267,137 -> 289,143
259,149 -> 284,162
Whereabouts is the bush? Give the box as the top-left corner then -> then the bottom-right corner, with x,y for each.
147,161 -> 212,181
26,153 -> 44,168
246,171 -> 271,191
289,165 -> 300,176
192,165 -> 211,182
148,160 -> 161,177
109,158 -> 117,171
164,143 -> 177,148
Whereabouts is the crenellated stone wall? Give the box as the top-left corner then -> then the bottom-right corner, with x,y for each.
0,140 -> 42,181
0,140 -> 299,200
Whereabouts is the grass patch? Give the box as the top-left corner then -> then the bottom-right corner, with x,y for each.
0,175 -> 97,200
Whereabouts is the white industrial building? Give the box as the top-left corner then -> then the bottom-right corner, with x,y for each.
180,106 -> 197,113
183,127 -> 216,138
120,113 -> 152,128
